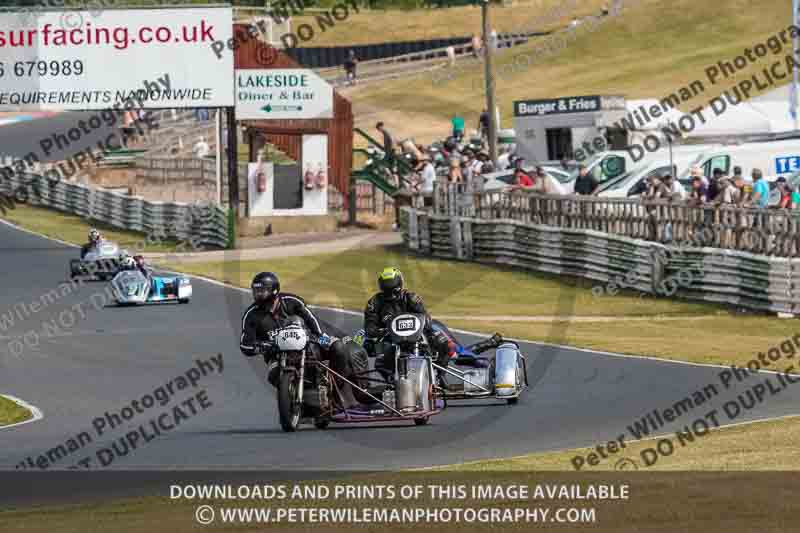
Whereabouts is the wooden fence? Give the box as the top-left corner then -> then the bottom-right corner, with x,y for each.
432,183 -> 800,258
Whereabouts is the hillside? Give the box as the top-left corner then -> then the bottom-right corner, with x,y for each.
287,0 -> 608,45
344,0 -> 794,143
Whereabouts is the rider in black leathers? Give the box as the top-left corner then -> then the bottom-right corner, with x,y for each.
363,267 -> 452,369
80,229 -> 102,259
240,272 -> 366,396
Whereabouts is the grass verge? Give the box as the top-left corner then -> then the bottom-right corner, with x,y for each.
0,396 -> 32,427
448,415 -> 800,471
162,245 -> 713,318
446,315 -> 800,368
1,203 -> 183,253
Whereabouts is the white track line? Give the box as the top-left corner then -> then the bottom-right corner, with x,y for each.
0,394 -> 43,430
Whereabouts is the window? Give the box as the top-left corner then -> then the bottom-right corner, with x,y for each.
703,155 -> 730,177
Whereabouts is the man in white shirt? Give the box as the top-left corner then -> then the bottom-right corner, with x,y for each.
419,156 -> 436,194
193,136 -> 210,159
662,174 -> 686,200
530,168 -> 567,195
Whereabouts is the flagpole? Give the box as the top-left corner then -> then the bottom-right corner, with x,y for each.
794,0 -> 799,130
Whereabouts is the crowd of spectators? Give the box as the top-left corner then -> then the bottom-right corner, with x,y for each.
370,120 -> 800,215
640,164 -> 797,211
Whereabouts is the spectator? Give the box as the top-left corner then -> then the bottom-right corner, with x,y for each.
376,122 -> 395,166
461,154 -> 473,182
687,176 -> 708,207
448,157 -> 463,184
452,114 -> 465,142
601,3 -> 610,16
478,109 -> 490,141
732,165 -> 744,182
534,167 -> 567,195
715,177 -> 740,205
560,158 -> 570,171
418,155 -> 436,195
690,165 -> 709,187
661,174 -> 686,201
776,177 -> 792,209
513,167 -> 535,188
490,28 -> 498,52
574,165 -> 598,195
446,45 -> 456,67
642,173 -> 670,200
193,136 -> 210,159
751,168 -> 769,208
470,151 -> 483,174
344,50 -> 358,85
708,168 -> 725,201
471,33 -> 482,59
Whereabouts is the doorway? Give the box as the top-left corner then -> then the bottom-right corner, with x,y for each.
546,128 -> 573,160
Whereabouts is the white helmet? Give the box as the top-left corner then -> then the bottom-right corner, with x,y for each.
89,229 -> 101,242
121,257 -> 136,269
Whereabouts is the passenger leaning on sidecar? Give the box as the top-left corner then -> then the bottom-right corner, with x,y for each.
363,267 -> 452,367
239,272 -> 367,389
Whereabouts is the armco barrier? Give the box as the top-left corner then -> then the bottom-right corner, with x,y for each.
0,173 -> 229,249
400,207 -> 800,315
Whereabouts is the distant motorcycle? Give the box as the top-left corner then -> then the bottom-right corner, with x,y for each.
69,240 -> 127,281
110,269 -> 192,305
270,313 -> 443,432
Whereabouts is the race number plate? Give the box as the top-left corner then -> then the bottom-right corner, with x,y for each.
396,318 -> 416,331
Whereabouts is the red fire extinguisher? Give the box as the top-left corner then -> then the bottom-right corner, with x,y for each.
315,163 -> 326,189
257,171 -> 267,193
304,164 -> 315,190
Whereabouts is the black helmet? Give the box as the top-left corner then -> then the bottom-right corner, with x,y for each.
252,272 -> 280,307
378,267 -> 403,300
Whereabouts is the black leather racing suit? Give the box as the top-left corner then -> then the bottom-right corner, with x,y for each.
363,289 -> 450,366
239,293 -> 355,382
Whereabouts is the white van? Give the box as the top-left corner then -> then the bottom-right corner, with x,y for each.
676,139 -> 800,184
596,153 -> 702,198
595,143 -> 715,198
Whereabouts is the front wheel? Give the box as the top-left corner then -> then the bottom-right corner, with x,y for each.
314,419 -> 330,430
414,417 -> 429,426
506,397 -> 519,405
278,372 -> 301,432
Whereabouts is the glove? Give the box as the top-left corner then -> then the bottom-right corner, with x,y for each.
318,333 -> 332,348
257,341 -> 278,358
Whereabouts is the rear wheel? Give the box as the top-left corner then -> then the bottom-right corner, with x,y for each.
178,298 -> 190,304
278,372 -> 301,432
506,398 -> 519,405
314,419 -> 330,430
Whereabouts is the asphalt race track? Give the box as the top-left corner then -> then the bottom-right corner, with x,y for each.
2,221 -> 800,472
